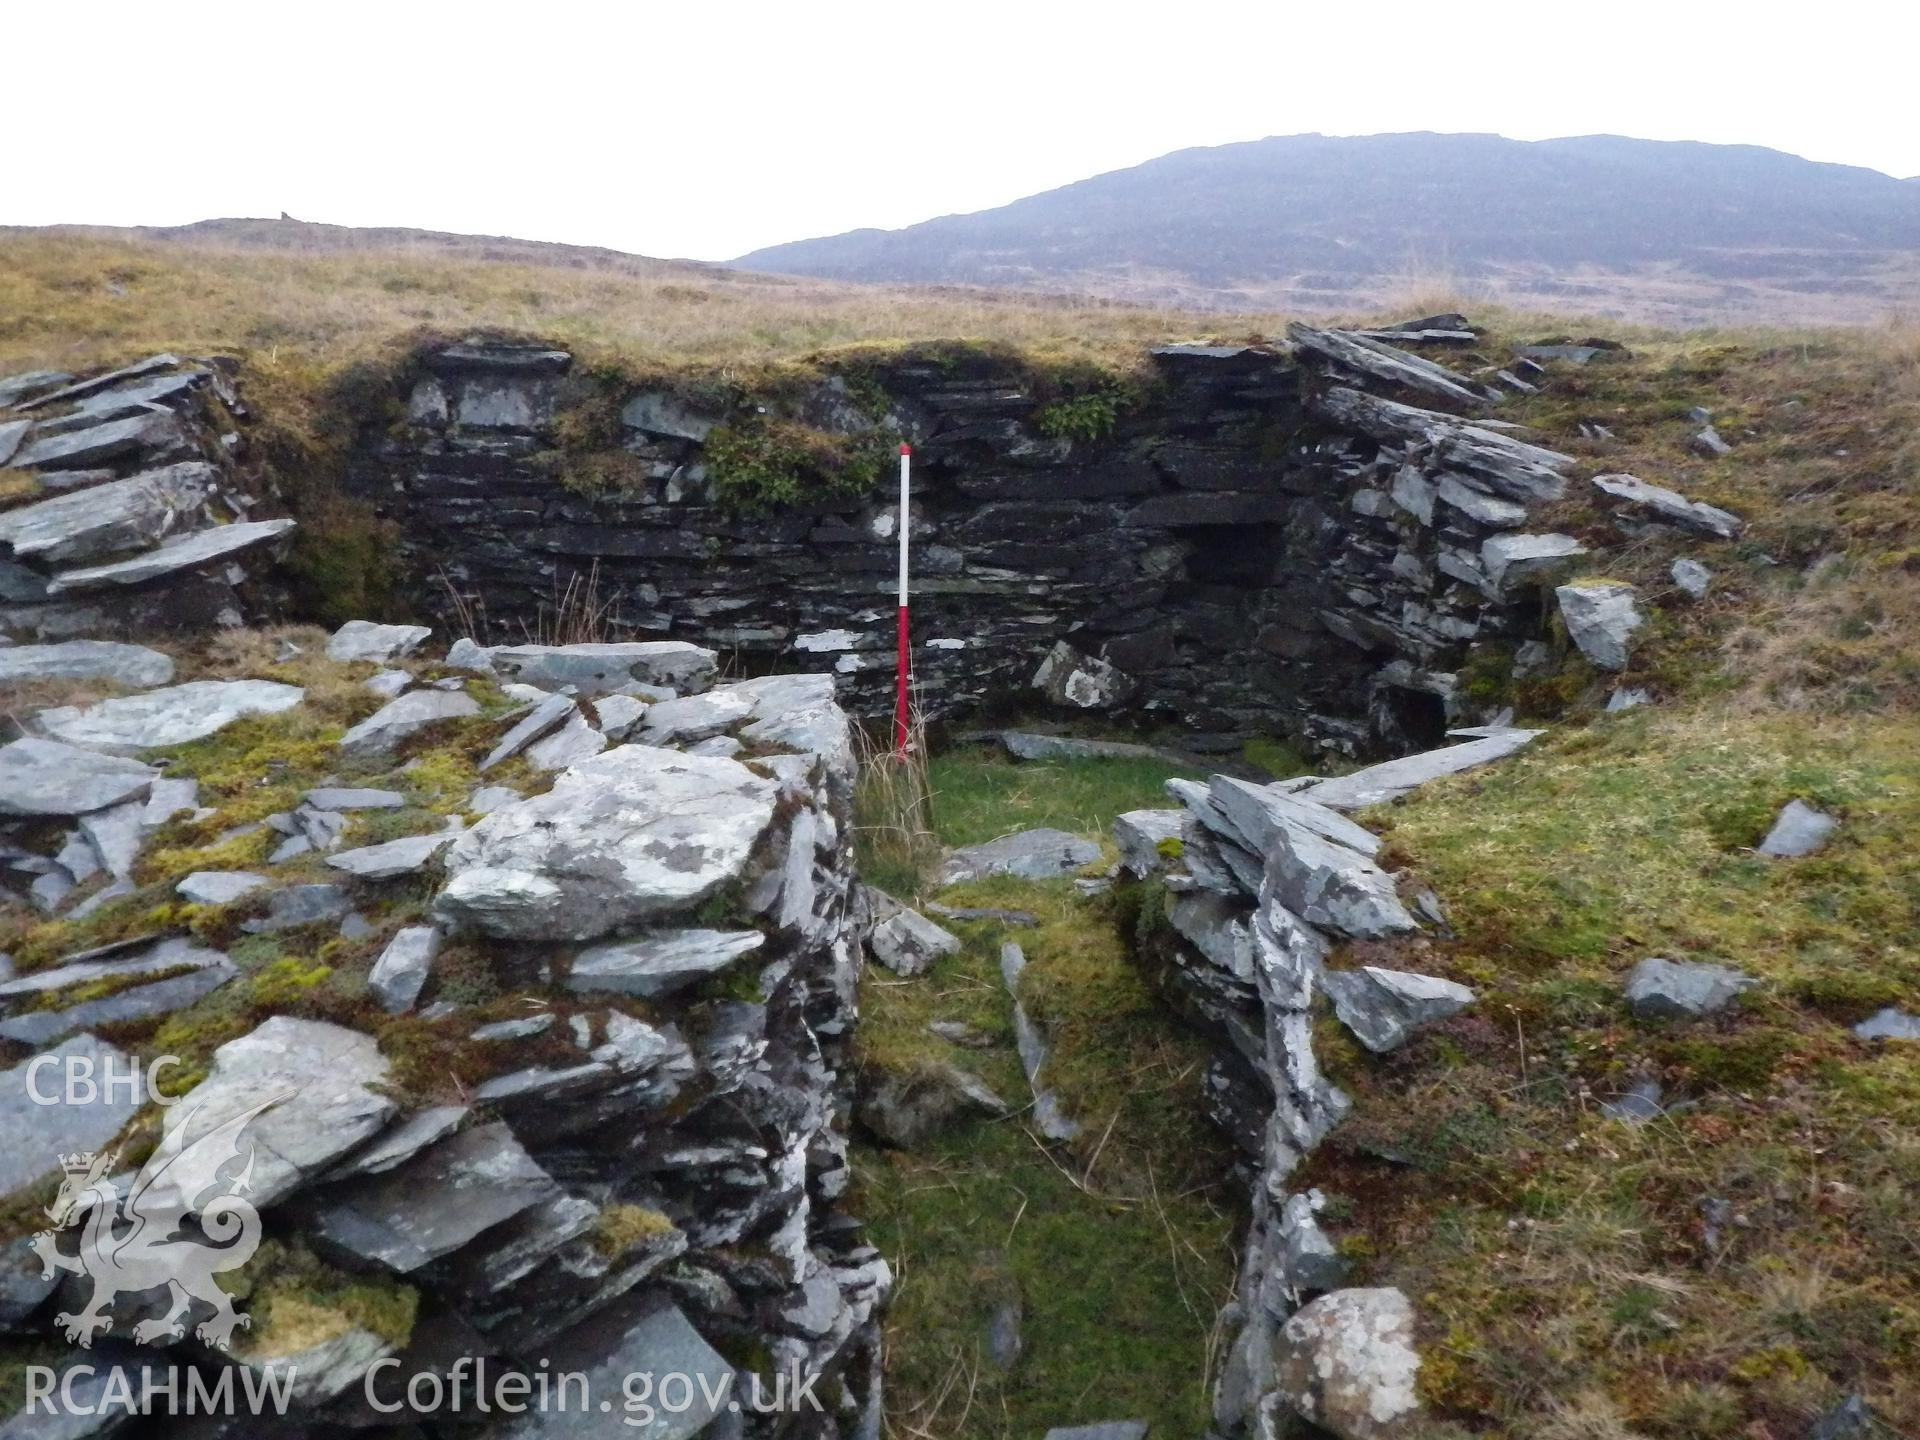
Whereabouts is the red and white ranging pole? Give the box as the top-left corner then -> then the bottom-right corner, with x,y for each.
894,443 -> 912,755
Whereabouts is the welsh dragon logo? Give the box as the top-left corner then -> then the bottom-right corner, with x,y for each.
29,1091 -> 292,1350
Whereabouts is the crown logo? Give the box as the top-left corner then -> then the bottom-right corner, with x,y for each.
59,1153 -> 97,1174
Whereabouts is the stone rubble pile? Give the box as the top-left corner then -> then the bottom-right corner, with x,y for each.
0,355 -> 292,641
0,628 -> 887,1438
1118,727 -> 1543,1438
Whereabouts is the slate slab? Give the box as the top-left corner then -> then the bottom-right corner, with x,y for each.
0,641 -> 174,689
0,1034 -> 145,1197
36,680 -> 304,753
938,828 -> 1100,885
1295,729 -> 1541,811
567,929 -> 766,1000
144,1016 -> 394,1210
338,688 -> 480,756
0,737 -> 154,817
1757,799 -> 1837,858
1624,957 -> 1756,1020
436,746 -> 777,941
309,1122 -> 558,1273
326,621 -> 433,663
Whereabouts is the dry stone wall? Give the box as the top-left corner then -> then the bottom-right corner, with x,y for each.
346,326 -> 1581,756
0,355 -> 292,642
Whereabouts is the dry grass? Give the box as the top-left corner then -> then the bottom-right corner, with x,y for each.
850,708 -> 941,899
0,233 -> 1272,384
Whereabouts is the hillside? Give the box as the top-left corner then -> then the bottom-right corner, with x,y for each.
734,132 -> 1920,325
22,216 -> 721,280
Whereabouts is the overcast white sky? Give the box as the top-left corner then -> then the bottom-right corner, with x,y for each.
8,0 -> 1916,262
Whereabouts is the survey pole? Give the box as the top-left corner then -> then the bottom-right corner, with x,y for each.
894,443 -> 912,754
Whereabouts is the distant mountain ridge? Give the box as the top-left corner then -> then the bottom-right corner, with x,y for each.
732,132 -> 1920,323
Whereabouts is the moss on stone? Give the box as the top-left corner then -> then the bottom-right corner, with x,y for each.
703,417 -> 893,513
222,1237 -> 419,1353
591,1203 -> 677,1258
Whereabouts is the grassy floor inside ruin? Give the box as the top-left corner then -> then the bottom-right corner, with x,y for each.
852,747 -> 1242,1440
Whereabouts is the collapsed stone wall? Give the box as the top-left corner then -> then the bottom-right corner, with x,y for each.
0,612 -> 888,1434
1113,734 -> 1541,1437
0,354 -> 293,641
344,325 -> 1581,755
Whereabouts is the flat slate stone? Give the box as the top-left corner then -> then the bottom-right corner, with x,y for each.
143,1016 -> 394,1211
496,1299 -> 730,1440
242,883 -> 352,933
1480,532 -> 1587,590
0,368 -> 71,407
11,409 -> 180,471
1043,1424 -> 1150,1440
939,827 -> 1101,885
0,640 -> 174,688
733,672 -> 856,776
858,1059 -> 1011,1148
488,641 -> 717,696
471,1014 -> 557,1042
36,679 -> 304,753
524,711 -> 608,771
1113,808 -> 1186,877
1296,728 -> 1542,811
142,775 -> 199,826
327,828 -> 461,881
326,620 -> 433,663
338,688 -> 480,756
1591,472 -> 1742,539
925,901 -> 1040,927
328,1104 -> 468,1180
1671,557 -> 1713,599
635,687 -> 754,746
1558,580 -> 1642,673
588,692 -> 648,740
1208,776 -> 1384,858
436,746 -> 777,941
1264,824 -> 1418,940
467,784 -> 521,815
0,461 -> 213,565
1852,1008 -> 1920,1042
621,390 -> 720,441
1625,956 -> 1756,1020
868,908 -> 962,977
1600,1078 -> 1666,1125
176,870 -> 267,905
997,730 -> 1168,762
1322,966 -> 1476,1053
0,940 -> 216,1003
480,693 -> 577,771
567,929 -> 766,999
0,947 -> 237,1047
1757,799 -> 1838,858
0,736 -> 154,817
47,369 -> 205,428
304,787 -> 406,811
16,354 -> 179,410
0,1033 -> 145,1197
310,1122 -> 558,1273
46,517 -> 297,594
